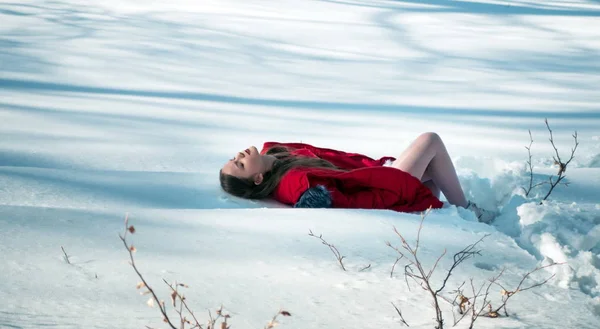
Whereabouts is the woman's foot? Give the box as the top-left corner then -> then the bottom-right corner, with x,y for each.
466,201 -> 496,224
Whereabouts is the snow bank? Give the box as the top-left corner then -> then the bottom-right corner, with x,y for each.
456,157 -> 600,315
1,205 -> 596,328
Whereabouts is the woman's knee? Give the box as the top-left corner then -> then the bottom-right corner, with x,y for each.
417,132 -> 442,146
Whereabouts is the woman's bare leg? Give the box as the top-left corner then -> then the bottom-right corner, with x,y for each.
422,179 -> 441,198
392,132 -> 468,207
421,171 -> 441,199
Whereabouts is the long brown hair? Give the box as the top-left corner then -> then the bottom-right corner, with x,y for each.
219,145 -> 344,199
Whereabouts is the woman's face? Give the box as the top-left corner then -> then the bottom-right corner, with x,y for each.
221,146 -> 267,184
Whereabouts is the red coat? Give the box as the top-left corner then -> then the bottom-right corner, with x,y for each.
260,142 -> 443,213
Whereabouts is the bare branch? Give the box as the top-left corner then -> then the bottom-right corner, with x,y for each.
428,249 -> 448,280
391,302 -> 410,326
404,264 -> 416,291
206,305 -> 229,329
359,264 -> 371,272
449,270 -> 503,328
540,119 -> 579,204
414,207 -> 432,254
265,309 -> 292,329
444,281 -> 465,318
522,129 -> 536,197
119,214 -> 177,329
467,269 -> 505,328
61,246 -> 71,265
545,118 -> 561,165
387,206 -> 486,329
308,230 -> 346,271
163,280 -> 203,329
450,280 -> 478,326
121,215 -> 288,329
491,262 -> 564,316
435,234 -> 488,296
391,256 -> 403,278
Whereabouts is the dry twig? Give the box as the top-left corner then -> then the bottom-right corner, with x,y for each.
539,118 -> 579,204
61,246 -> 71,264
445,282 -> 465,325
308,230 -> 346,271
521,119 -> 579,202
521,130 -> 547,196
523,129 -> 535,196
163,280 -> 203,329
208,306 -> 230,329
391,256 -> 403,278
465,269 -> 504,328
386,207 -> 488,329
120,215 -> 291,329
490,262 -> 564,316
391,302 -> 410,326
119,214 -> 178,329
359,264 -> 372,272
265,309 -> 292,329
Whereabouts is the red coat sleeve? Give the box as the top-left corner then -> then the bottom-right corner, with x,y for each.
261,142 -> 395,169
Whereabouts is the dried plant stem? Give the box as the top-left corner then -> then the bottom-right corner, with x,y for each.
119,215 -> 178,329
435,235 -> 488,296
163,280 -> 203,329
466,269 -> 505,328
451,282 -> 479,327
390,256 -> 403,278
265,309 -> 292,329
207,308 -> 221,329
491,262 -> 564,316
540,118 -> 579,204
61,246 -> 71,264
523,129 -> 535,196
120,215 -> 290,329
177,287 -> 185,329
447,283 -> 465,326
391,302 -> 410,326
521,130 -> 547,196
386,207 -> 488,329
206,306 -> 230,329
359,264 -> 371,272
308,230 -> 346,271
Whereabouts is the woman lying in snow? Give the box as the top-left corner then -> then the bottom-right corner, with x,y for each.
219,132 -> 496,223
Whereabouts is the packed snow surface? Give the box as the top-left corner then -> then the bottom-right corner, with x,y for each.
1,0 -> 599,328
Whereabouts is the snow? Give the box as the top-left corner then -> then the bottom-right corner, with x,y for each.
1,0 -> 599,328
